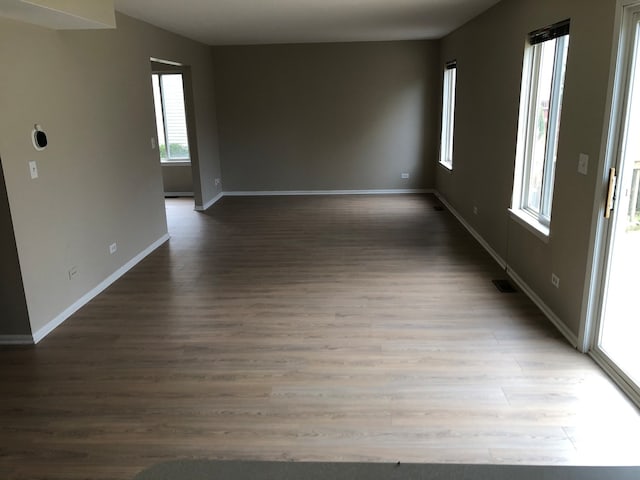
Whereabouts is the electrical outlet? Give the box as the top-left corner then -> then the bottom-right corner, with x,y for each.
401,173 -> 410,179
109,243 -> 117,255
551,273 -> 560,288
578,153 -> 589,175
68,266 -> 78,280
214,178 -> 221,186
473,206 -> 478,215
29,161 -> 38,179
151,137 -> 157,149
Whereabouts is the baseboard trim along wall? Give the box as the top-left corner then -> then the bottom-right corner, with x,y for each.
31,233 -> 171,344
434,192 -> 579,349
223,189 -> 433,197
506,267 -> 580,348
434,193 -> 507,270
0,335 -> 34,346
193,189 -> 433,212
195,192 -> 224,212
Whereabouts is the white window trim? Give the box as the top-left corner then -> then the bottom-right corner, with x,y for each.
511,22 -> 569,239
439,62 -> 457,170
153,73 -> 191,164
160,160 -> 191,167
508,207 -> 550,243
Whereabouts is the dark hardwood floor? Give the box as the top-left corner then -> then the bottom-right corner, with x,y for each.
1,194 -> 639,480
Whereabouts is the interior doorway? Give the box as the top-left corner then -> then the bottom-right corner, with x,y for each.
591,3 -> 640,406
150,58 -> 198,205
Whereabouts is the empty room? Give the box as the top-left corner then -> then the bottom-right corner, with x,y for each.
1,0 -> 640,479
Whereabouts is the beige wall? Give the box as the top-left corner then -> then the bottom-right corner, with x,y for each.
212,41 -> 441,192
26,0 -> 116,27
0,159 -> 31,336
437,0 -> 617,338
162,165 -> 194,194
0,12 -> 221,336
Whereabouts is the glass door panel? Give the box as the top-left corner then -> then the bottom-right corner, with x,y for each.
598,17 -> 640,390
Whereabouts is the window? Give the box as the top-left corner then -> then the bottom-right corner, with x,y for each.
439,61 -> 457,170
512,20 -> 570,233
152,73 -> 190,163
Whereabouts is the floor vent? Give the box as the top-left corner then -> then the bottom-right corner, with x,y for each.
492,279 -> 517,293
433,205 -> 445,211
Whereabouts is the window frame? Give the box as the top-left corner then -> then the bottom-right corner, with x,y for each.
512,20 -> 570,235
439,61 -> 457,170
152,72 -> 191,164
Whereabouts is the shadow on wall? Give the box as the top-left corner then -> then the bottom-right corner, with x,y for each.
0,156 -> 31,337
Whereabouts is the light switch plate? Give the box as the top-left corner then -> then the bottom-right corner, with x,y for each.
578,153 -> 589,175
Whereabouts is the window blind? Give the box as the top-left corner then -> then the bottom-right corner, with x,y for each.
529,19 -> 570,45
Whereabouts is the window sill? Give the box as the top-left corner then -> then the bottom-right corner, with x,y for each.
161,160 -> 191,167
438,161 -> 453,172
508,208 -> 550,243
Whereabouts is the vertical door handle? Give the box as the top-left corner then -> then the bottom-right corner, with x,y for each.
605,167 -> 617,219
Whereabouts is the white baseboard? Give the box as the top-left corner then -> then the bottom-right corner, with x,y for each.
195,192 -> 224,211
434,192 -> 507,269
223,189 -> 433,197
506,267 -> 579,348
164,192 -> 194,197
434,191 -> 578,349
32,233 -> 171,344
0,335 -> 34,345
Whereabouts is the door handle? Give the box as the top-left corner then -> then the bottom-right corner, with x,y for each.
605,167 -> 617,219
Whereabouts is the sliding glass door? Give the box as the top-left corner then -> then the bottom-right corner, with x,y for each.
594,5 -> 640,404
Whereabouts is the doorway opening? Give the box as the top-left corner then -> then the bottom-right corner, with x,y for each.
150,58 -> 198,205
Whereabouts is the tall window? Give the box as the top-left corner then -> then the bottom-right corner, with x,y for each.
439,61 -> 457,170
512,20 -> 570,231
152,73 -> 190,163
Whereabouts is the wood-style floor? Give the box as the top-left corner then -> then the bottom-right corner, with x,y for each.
1,194 -> 639,480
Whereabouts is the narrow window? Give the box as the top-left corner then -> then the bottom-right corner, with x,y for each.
439,60 -> 457,170
512,20 -> 570,231
152,73 -> 190,163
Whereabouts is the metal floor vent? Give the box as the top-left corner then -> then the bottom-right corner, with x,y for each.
492,279 -> 517,293
433,205 -> 445,211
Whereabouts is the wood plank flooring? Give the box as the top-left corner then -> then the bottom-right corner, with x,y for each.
1,194 -> 639,480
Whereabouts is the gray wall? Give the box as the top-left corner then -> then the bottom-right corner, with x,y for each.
0,159 -> 31,336
437,0 -> 617,338
162,165 -> 194,194
213,41 -> 441,192
0,12 -> 221,336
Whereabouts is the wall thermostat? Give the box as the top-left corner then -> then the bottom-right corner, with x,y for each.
32,124 -> 48,151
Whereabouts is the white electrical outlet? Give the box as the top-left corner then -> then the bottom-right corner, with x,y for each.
29,161 -> 38,179
151,137 -> 157,149
551,273 -> 560,288
578,153 -> 589,175
401,173 -> 410,179
109,243 -> 117,255
214,178 -> 221,186
473,206 -> 478,215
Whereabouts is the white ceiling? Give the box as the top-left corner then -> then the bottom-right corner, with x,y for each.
113,0 -> 501,46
